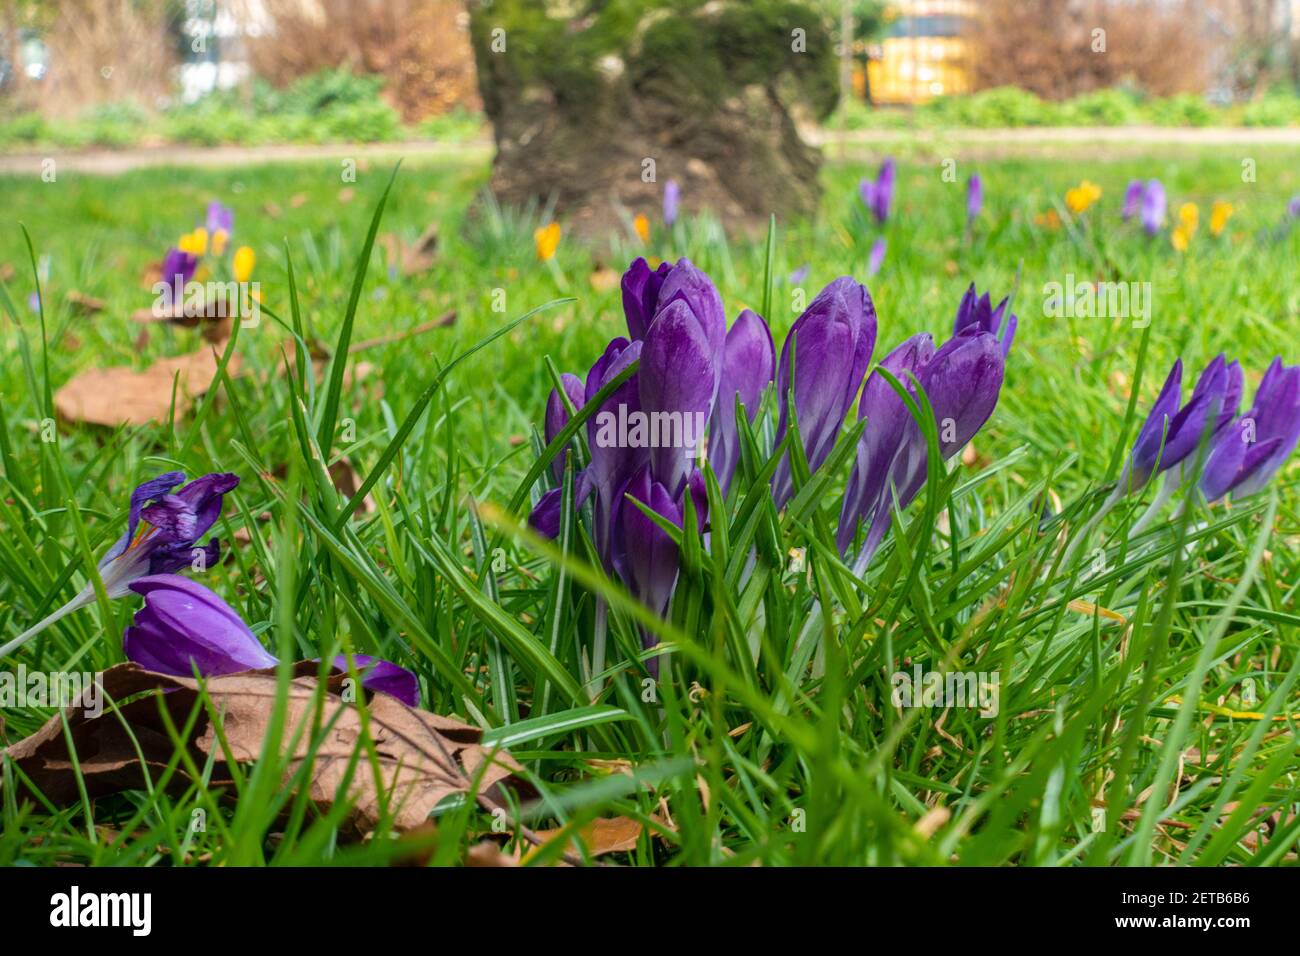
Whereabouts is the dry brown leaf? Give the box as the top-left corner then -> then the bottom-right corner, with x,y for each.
3,662 -> 526,836
65,291 -> 105,315
377,224 -> 440,276
54,346 -> 241,427
528,816 -> 648,860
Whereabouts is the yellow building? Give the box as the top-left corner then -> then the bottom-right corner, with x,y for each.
864,0 -> 973,105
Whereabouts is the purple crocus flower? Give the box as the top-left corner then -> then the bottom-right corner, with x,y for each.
707,309 -> 775,495
868,238 -> 887,276
545,372 -> 586,480
161,247 -> 198,288
789,264 -> 810,286
1288,196 -> 1300,219
1125,356 -> 1233,491
206,201 -> 234,236
663,179 -> 680,227
772,276 -> 877,508
124,574 -> 277,677
1123,180 -> 1143,220
1140,179 -> 1166,236
953,283 -> 1018,359
1,471 -> 240,659
123,574 -> 419,706
966,174 -> 983,224
858,157 -> 896,224
1202,358 -> 1300,501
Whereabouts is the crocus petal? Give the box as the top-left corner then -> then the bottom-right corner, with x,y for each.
639,298 -> 720,496
332,654 -> 419,707
100,471 -> 188,565
614,466 -> 682,648
1123,180 -> 1143,220
621,258 -> 672,342
867,238 -> 887,276
124,575 -> 278,677
707,309 -> 775,495
528,486 -> 565,539
1128,360 -> 1185,487
1140,180 -> 1166,236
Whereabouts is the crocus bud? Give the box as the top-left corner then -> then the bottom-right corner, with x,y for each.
545,372 -> 586,480
124,575 -> 278,677
663,179 -> 680,226
772,277 -> 877,508
708,309 -> 775,495
868,238 -> 887,277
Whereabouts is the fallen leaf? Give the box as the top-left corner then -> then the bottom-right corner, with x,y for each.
65,291 -> 105,315
3,662 -> 527,836
377,224 -> 440,276
528,815 -> 649,859
54,345 -> 241,427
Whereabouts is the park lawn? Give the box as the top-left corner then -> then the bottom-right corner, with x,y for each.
1,144 -> 1299,865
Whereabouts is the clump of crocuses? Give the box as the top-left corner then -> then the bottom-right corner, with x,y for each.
1070,354 -> 1300,552
530,258 -> 1016,674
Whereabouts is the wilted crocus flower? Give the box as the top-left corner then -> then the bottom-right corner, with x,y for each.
868,238 -> 887,276
0,471 -> 240,659
772,277 -> 876,508
663,179 -> 680,227
1123,180 -> 1143,220
859,157 -> 896,224
1140,179 -> 1166,236
966,174 -> 983,224
123,575 -> 419,706
707,309 -> 775,495
1202,358 -> 1300,501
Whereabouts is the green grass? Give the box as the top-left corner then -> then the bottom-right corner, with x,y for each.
1,144 -> 1299,866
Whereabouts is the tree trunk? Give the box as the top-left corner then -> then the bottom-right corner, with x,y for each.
468,0 -> 838,236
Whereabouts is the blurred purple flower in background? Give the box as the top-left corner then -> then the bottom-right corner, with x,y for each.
966,174 -> 983,224
868,238 -> 887,276
663,179 -> 680,226
859,157 -> 896,224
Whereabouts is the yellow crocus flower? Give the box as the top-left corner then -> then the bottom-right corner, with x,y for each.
1065,180 -> 1102,214
211,228 -> 229,257
633,213 -> 650,244
233,245 -> 255,283
1178,202 -> 1199,234
1209,200 -> 1233,237
534,222 -> 561,262
1171,225 -> 1191,252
